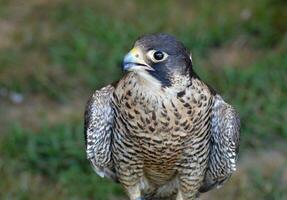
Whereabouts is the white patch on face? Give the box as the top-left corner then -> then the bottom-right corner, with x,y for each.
134,69 -> 162,88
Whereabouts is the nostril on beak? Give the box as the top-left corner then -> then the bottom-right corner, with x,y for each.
135,54 -> 139,58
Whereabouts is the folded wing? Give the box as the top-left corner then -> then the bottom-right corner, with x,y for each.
200,95 -> 240,193
84,85 -> 117,181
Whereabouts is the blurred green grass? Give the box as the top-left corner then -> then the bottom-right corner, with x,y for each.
0,0 -> 286,199
0,124 -> 124,200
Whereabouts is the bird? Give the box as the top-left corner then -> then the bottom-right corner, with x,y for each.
84,33 -> 240,200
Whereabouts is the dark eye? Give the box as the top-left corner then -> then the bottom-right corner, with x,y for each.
147,50 -> 168,62
153,51 -> 164,61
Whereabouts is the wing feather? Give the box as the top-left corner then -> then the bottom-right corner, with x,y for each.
200,95 -> 240,193
84,85 -> 117,181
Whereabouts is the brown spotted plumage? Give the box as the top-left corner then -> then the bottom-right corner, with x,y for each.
84,33 -> 240,200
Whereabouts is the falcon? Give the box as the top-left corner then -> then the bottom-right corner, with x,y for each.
84,33 -> 240,200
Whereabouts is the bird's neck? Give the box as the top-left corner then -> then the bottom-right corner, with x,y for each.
115,72 -> 197,104
134,71 -> 194,93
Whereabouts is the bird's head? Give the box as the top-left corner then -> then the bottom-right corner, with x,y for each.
122,33 -> 193,88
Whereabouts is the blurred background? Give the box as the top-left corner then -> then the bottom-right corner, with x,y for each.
0,0 -> 286,199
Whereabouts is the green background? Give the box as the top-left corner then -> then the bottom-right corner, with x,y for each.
0,0 -> 286,199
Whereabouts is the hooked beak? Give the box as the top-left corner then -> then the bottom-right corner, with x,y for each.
122,47 -> 154,71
